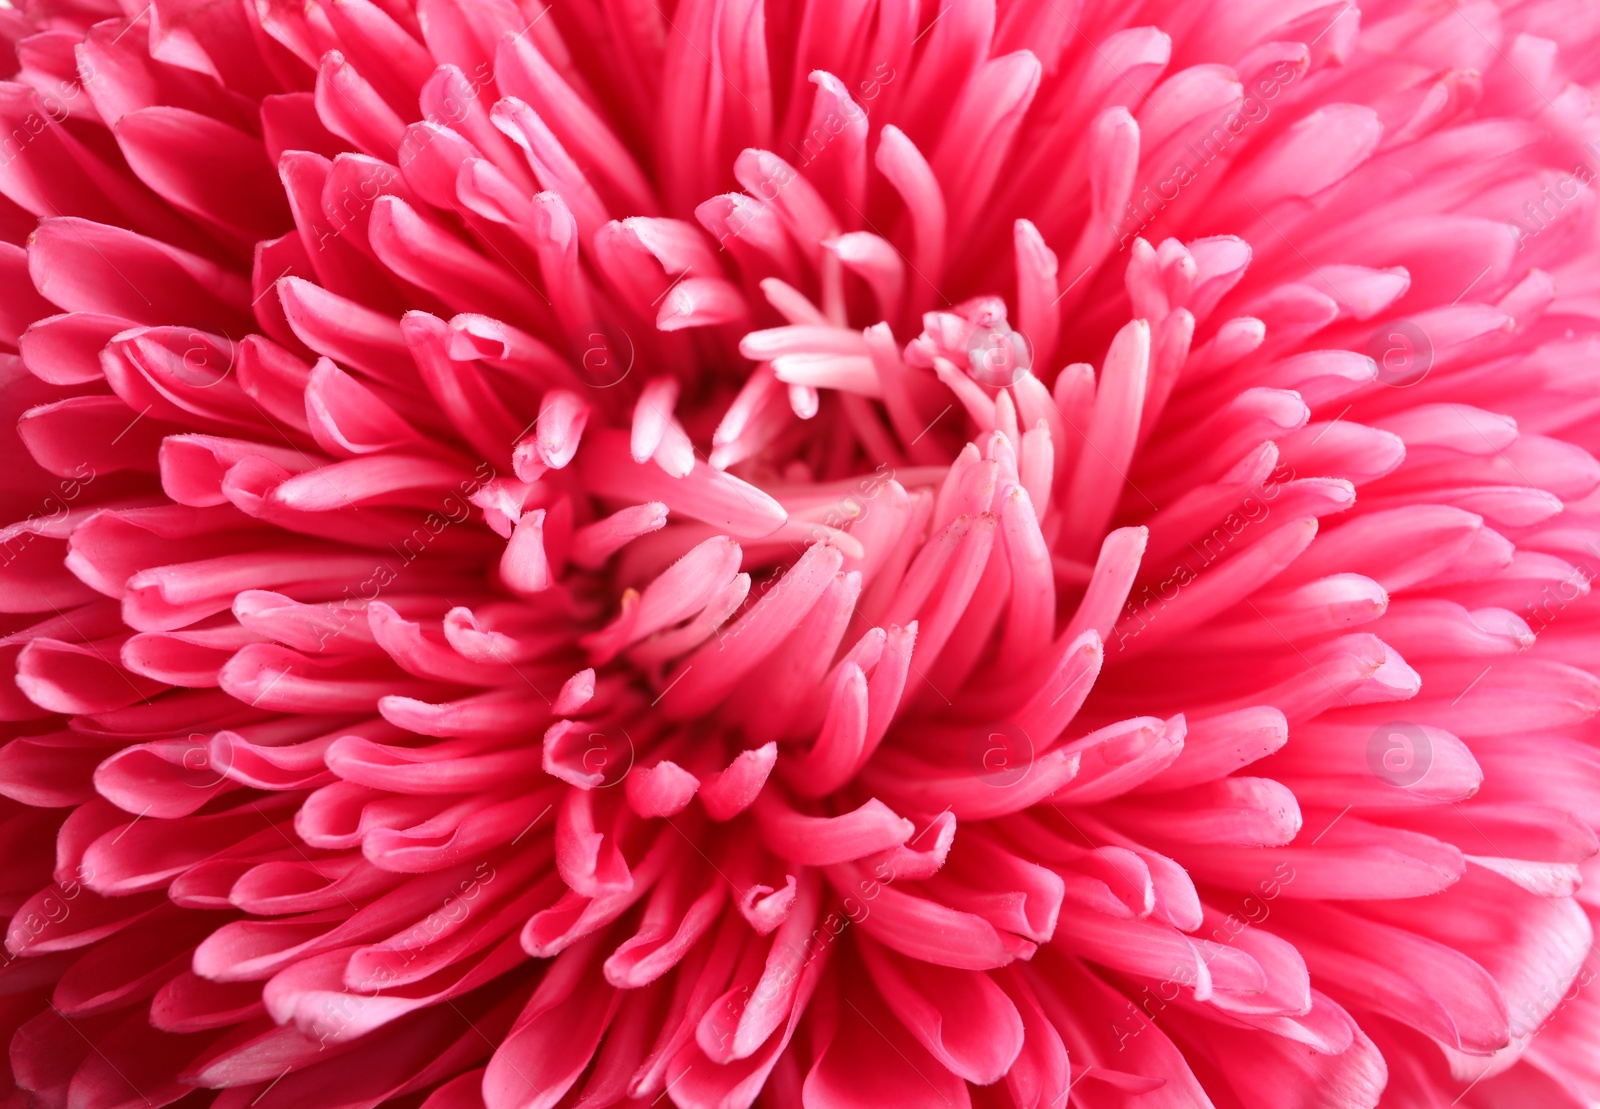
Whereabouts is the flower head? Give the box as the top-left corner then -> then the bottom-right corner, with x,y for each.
1,1 -> 1599,1107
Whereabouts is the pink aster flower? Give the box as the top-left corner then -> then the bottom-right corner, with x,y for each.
3,0 -> 1600,1106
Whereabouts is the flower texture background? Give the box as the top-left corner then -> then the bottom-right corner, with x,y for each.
1,0 -> 1599,1106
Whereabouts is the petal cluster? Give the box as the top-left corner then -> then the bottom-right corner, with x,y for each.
1,0 -> 1599,1107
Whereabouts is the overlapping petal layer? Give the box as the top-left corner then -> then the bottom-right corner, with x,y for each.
1,0 -> 1599,1106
